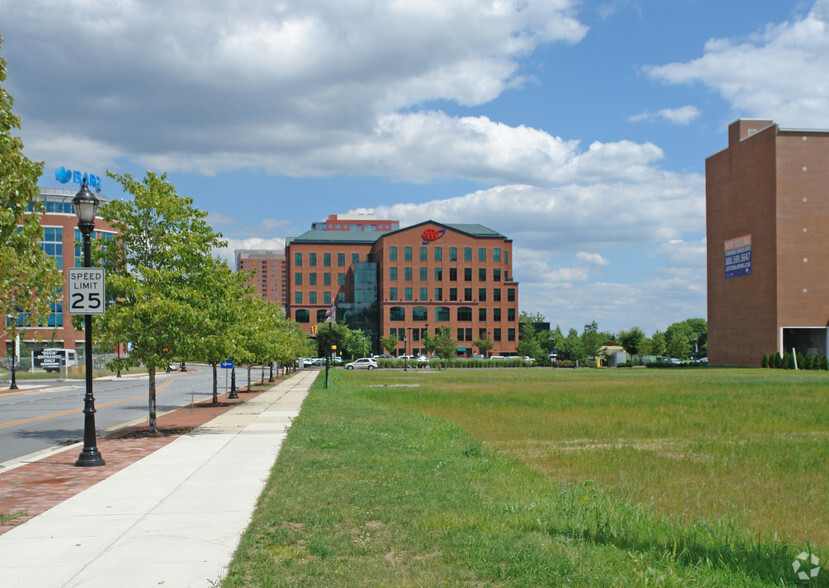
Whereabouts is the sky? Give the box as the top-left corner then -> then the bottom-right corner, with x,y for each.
2,0 -> 827,336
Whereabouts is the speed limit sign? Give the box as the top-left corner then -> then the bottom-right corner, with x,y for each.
67,268 -> 106,315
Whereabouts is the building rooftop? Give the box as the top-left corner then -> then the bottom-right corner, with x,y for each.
288,221 -> 508,246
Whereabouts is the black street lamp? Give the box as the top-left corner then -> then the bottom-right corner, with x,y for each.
229,364 -> 238,399
6,323 -> 18,390
73,179 -> 105,467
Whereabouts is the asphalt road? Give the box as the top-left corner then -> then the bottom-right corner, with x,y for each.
0,365 -> 229,467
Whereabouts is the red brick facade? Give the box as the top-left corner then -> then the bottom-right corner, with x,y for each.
706,120 -> 829,366
286,221 -> 520,356
236,250 -> 287,305
1,187 -> 118,358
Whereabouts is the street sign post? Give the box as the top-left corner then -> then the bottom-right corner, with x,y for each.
67,268 -> 105,315
220,360 -> 234,369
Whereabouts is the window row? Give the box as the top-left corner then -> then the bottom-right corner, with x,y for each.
388,245 -> 507,264
389,326 -> 515,342
388,266 -> 508,282
389,287 -> 515,303
293,252 -> 371,267
294,291 -> 334,305
294,272 -> 347,286
387,306 -> 516,323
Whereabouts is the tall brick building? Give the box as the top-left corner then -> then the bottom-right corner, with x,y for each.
235,249 -> 287,305
706,119 -> 829,366
286,220 -> 519,357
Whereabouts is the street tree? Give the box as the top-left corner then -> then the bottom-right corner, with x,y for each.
421,330 -> 438,358
185,259 -> 253,403
96,171 -> 224,432
380,334 -> 399,356
473,336 -> 493,357
434,326 -> 457,359
1,36 -> 63,361
344,328 -> 370,359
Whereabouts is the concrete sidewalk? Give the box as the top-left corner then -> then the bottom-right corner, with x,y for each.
0,369 -> 318,588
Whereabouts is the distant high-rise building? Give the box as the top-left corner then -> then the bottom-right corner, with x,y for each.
311,213 -> 399,232
235,249 -> 287,305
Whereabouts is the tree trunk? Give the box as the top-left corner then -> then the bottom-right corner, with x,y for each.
211,362 -> 218,404
247,364 -> 251,391
148,367 -> 157,433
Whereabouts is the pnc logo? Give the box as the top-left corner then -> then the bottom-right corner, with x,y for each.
55,167 -> 102,190
421,228 -> 446,244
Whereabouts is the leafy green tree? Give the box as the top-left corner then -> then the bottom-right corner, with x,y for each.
617,327 -> 646,357
516,322 -> 543,360
684,318 -> 708,357
1,36 -> 63,354
345,328 -> 370,359
559,328 -> 584,362
182,259 -> 253,403
421,330 -> 438,358
650,330 -> 667,356
434,326 -> 457,359
580,321 -> 604,359
96,171 -> 224,431
473,336 -> 493,357
380,334 -> 398,356
666,326 -> 691,359
550,325 -> 565,356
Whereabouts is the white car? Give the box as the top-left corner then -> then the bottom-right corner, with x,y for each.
345,357 -> 377,370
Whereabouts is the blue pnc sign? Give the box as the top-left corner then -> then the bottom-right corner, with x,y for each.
55,167 -> 102,190
724,234 -> 752,279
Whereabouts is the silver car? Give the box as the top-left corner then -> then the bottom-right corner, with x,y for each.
345,357 -> 377,370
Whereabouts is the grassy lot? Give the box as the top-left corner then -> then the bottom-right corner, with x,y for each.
225,368 -> 827,587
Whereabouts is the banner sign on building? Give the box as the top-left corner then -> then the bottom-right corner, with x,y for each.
724,234 -> 752,279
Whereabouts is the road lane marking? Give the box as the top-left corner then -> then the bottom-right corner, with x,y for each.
0,379 -> 175,430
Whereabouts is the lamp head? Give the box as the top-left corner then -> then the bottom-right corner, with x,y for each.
73,178 -> 99,234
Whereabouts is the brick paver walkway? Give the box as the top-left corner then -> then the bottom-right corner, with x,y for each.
0,381 -> 274,535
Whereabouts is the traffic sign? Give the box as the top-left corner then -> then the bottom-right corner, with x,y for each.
67,268 -> 106,315
220,360 -> 234,369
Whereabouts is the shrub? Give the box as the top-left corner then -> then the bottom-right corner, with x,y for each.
761,354 -> 769,368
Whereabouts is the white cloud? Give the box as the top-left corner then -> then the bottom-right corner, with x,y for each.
4,0 -> 588,180
646,0 -> 829,127
629,106 -> 701,125
215,237 -> 287,266
368,172 -> 705,252
576,251 -> 610,266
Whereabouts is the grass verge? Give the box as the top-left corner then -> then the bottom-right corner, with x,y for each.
226,368 -> 827,587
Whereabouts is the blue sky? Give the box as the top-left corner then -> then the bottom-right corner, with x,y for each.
3,0 -> 827,335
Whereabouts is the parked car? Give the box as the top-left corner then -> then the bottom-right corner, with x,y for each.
416,355 -> 429,363
345,357 -> 377,370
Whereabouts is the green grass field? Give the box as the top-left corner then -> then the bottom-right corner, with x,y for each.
225,368 -> 827,586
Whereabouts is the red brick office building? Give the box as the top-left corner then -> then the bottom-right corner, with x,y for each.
706,120 -> 829,366
286,221 -> 520,357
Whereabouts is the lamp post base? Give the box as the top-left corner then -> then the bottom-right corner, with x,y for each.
75,448 -> 105,467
